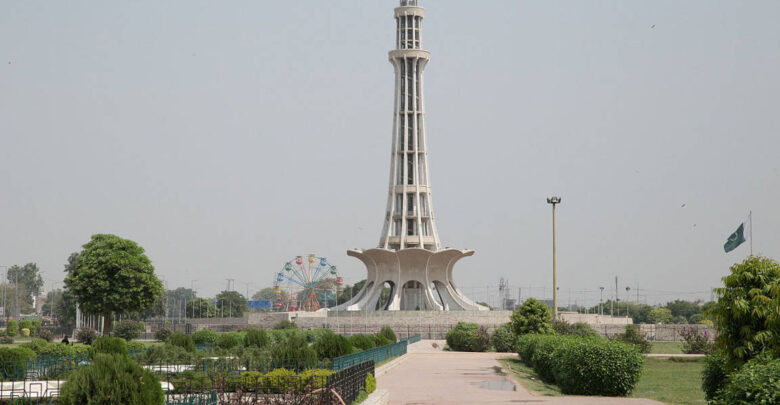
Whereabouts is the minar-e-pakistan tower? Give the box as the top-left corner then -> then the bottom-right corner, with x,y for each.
334,0 -> 486,311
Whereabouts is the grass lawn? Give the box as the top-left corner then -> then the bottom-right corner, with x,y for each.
649,341 -> 684,354
631,358 -> 705,405
498,358 -> 562,397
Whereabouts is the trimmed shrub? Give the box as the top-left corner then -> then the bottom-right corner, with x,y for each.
0,336 -> 13,344
89,336 -> 128,359
349,334 -> 376,351
167,332 -> 196,353
273,320 -> 298,330
59,353 -> 164,405
263,368 -> 300,394
21,328 -> 30,337
552,319 -> 599,337
531,335 -> 574,382
191,329 -> 219,345
19,320 -> 32,333
313,331 -> 352,359
510,298 -> 553,336
716,357 -> 780,404
299,368 -> 333,389
127,341 -> 146,352
365,373 -> 377,394
378,326 -> 397,343
76,328 -> 98,345
244,328 -> 270,349
138,343 -> 198,365
491,323 -> 516,353
37,329 -> 54,342
372,334 -> 392,348
271,331 -> 317,369
38,342 -> 77,357
21,338 -> 49,354
217,332 -> 241,350
32,320 -> 41,336
154,328 -> 172,342
6,320 -> 18,337
0,347 -> 35,379
113,320 -> 143,341
515,334 -> 545,364
613,325 -> 651,354
553,338 -> 644,396
702,350 -> 730,401
445,322 -> 489,352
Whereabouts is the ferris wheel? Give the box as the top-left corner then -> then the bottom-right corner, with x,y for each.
273,254 -> 343,312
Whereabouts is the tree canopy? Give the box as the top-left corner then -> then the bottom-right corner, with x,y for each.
510,298 -> 553,335
64,234 -> 163,333
215,290 -> 248,317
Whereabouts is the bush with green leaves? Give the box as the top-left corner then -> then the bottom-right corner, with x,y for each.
37,329 -> 54,342
378,326 -> 397,343
138,343 -> 199,365
613,325 -> 651,354
89,336 -> 128,359
113,320 -> 144,341
299,368 -> 333,390
32,320 -> 41,335
0,336 -> 13,344
154,328 -> 172,342
365,373 -> 376,394
531,335 -> 575,383
303,329 -> 329,343
515,334 -> 545,364
268,329 -> 298,345
6,320 -> 17,337
191,329 -> 219,345
445,322 -> 489,352
0,347 -> 35,379
21,328 -> 30,337
244,328 -> 270,349
273,320 -> 298,330
490,323 -> 516,353
167,331 -> 195,352
510,298 -> 553,336
19,320 -> 32,333
313,331 -> 352,359
59,353 -> 164,405
702,350 -> 729,401
371,334 -> 392,348
76,328 -> 98,345
680,327 -> 714,354
715,356 -> 780,404
713,256 -> 780,366
552,319 -> 599,338
552,338 -> 644,396
263,368 -> 300,394
349,334 -> 376,351
217,332 -> 242,350
21,338 -> 49,354
271,331 -> 317,369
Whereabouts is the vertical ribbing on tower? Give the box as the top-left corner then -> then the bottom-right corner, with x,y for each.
379,0 -> 440,252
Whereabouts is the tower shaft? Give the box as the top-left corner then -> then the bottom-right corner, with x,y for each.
380,1 -> 440,251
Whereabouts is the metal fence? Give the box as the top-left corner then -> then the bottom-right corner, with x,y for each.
332,338 -> 409,370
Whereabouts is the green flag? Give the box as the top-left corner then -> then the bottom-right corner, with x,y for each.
724,223 -> 746,253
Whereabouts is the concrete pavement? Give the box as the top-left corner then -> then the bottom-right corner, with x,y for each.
378,340 -> 664,405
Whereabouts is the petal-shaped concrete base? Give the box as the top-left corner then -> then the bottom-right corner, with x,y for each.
332,248 -> 488,311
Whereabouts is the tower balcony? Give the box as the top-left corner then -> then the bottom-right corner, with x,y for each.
389,49 -> 430,61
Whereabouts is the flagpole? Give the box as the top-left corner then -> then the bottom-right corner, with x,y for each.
749,210 -> 753,256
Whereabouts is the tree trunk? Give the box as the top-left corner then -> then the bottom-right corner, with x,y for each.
103,312 -> 112,335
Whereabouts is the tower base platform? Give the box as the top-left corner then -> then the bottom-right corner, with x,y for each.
332,248 -> 488,311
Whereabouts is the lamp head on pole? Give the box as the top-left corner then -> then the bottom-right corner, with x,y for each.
547,196 -> 562,205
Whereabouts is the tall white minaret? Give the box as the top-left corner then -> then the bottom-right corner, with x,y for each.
379,0 -> 441,251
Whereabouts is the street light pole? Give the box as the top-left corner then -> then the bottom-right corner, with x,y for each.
599,286 -> 604,315
625,286 -> 631,319
546,196 -> 562,319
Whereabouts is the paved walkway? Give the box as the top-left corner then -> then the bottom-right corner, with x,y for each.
379,341 -> 663,405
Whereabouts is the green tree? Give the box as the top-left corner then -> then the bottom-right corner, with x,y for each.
665,299 -> 701,321
714,256 -> 780,366
215,291 -> 248,317
648,307 -> 673,324
510,298 -> 553,335
7,263 -> 43,312
64,234 -> 164,334
185,298 -> 216,318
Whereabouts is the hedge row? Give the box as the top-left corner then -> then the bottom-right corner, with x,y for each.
516,334 -> 644,396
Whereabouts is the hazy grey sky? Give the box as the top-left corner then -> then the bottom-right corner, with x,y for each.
1,1 -> 778,306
